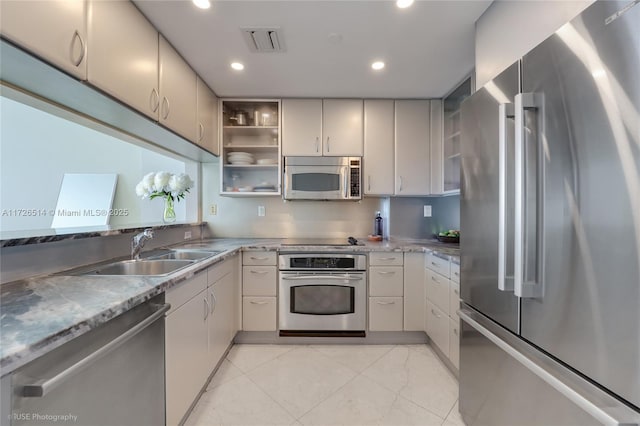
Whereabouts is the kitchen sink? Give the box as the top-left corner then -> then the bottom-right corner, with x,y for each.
80,259 -> 194,276
146,249 -> 221,261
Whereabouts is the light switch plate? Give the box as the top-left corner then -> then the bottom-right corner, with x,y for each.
258,205 -> 265,217
423,205 -> 432,217
184,231 -> 192,240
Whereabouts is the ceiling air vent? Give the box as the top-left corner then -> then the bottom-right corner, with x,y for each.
241,27 -> 285,53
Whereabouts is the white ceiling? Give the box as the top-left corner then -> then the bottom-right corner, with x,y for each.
134,0 -> 492,99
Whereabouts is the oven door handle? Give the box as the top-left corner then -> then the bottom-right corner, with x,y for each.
281,275 -> 363,281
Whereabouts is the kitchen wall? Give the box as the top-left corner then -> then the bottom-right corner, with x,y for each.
203,163 -> 386,238
475,0 -> 595,88
389,195 -> 460,239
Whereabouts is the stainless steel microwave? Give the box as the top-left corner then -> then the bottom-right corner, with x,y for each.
283,156 -> 362,200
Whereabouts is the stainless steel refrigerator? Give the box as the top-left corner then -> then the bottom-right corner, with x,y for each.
459,1 -> 640,424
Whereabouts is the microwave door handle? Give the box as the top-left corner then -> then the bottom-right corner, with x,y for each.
343,166 -> 349,199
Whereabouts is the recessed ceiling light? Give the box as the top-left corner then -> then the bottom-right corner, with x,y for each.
192,0 -> 211,9
371,61 -> 385,71
396,0 -> 414,8
230,62 -> 245,71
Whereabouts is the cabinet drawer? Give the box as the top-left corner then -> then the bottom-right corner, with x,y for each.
449,317 -> 460,369
369,252 -> 404,266
243,251 -> 277,266
369,266 -> 403,296
450,260 -> 460,283
426,269 -> 450,315
166,272 -> 207,314
369,297 -> 403,331
426,252 -> 450,278
426,301 -> 449,357
242,266 -> 277,296
242,297 -> 276,331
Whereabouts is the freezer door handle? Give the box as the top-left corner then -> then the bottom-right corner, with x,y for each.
514,93 -> 544,298
498,102 -> 515,292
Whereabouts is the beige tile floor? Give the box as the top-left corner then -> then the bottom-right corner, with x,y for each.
185,344 -> 465,426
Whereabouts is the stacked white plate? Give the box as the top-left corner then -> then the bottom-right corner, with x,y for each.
227,152 -> 254,165
256,158 -> 277,165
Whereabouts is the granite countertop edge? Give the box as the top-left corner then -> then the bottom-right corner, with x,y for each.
0,237 -> 459,375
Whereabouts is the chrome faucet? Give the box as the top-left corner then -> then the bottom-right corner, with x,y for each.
131,229 -> 154,260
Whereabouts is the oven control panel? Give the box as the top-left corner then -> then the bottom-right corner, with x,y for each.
279,254 -> 367,271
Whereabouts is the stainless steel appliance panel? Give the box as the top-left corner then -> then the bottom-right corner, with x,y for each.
518,0 -> 640,408
460,61 -> 521,334
9,297 -> 167,426
459,306 -> 640,426
283,156 -> 362,200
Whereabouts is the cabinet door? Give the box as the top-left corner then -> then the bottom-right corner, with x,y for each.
159,36 -> 197,142
0,0 -> 87,79
403,252 -> 425,331
364,100 -> 394,195
88,0 -> 159,120
196,77 -> 219,155
449,318 -> 460,369
322,99 -> 363,156
165,290 -> 209,426
426,301 -> 449,356
282,99 -> 322,156
369,297 -> 403,331
243,265 -> 277,296
369,267 -> 404,296
208,273 -> 232,367
394,100 -> 431,195
242,297 -> 276,331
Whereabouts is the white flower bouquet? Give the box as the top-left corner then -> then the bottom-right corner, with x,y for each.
135,171 -> 194,202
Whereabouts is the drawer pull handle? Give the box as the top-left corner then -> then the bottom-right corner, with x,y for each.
250,257 -> 269,261
431,309 -> 442,319
250,270 -> 269,274
431,276 -> 440,284
378,257 -> 398,261
454,289 -> 459,295
431,261 -> 438,266
376,301 -> 396,305
250,301 -> 269,305
377,271 -> 395,275
453,328 -> 458,336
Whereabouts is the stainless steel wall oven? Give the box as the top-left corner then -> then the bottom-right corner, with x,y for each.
278,253 -> 367,336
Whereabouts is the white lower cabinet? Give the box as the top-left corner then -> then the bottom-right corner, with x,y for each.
369,297 -> 403,331
425,253 -> 460,369
426,301 -> 449,357
369,266 -> 403,296
165,273 -> 209,426
403,253 -> 425,331
242,251 -> 277,331
165,255 -> 239,426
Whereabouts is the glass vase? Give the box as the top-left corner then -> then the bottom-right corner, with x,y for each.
163,196 -> 176,223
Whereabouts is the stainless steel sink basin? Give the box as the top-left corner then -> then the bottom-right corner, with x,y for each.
147,249 -> 221,261
82,259 -> 194,276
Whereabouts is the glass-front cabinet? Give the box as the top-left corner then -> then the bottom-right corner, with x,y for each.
442,77 -> 471,193
220,99 -> 281,195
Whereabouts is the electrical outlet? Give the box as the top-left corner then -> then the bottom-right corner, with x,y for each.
184,231 -> 192,240
258,205 -> 265,217
210,204 -> 217,215
423,205 -> 432,217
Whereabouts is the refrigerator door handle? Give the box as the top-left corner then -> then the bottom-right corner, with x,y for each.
498,103 -> 515,292
514,93 -> 544,298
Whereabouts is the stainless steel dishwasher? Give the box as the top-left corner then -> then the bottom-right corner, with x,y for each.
6,295 -> 169,426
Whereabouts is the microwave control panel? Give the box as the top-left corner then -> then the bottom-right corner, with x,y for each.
349,159 -> 361,198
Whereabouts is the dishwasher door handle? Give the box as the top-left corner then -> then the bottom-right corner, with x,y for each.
22,302 -> 171,398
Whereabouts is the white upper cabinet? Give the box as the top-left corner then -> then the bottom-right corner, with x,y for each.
394,100 -> 431,196
282,99 -> 363,157
282,99 -> 323,156
196,77 -> 219,155
364,100 -> 394,195
88,0 -> 159,121
159,36 -> 197,142
0,0 -> 87,80
322,99 -> 363,156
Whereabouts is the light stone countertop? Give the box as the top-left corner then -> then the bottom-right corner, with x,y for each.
0,237 -> 459,375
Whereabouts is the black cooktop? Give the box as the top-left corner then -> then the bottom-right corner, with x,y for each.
280,237 -> 357,246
